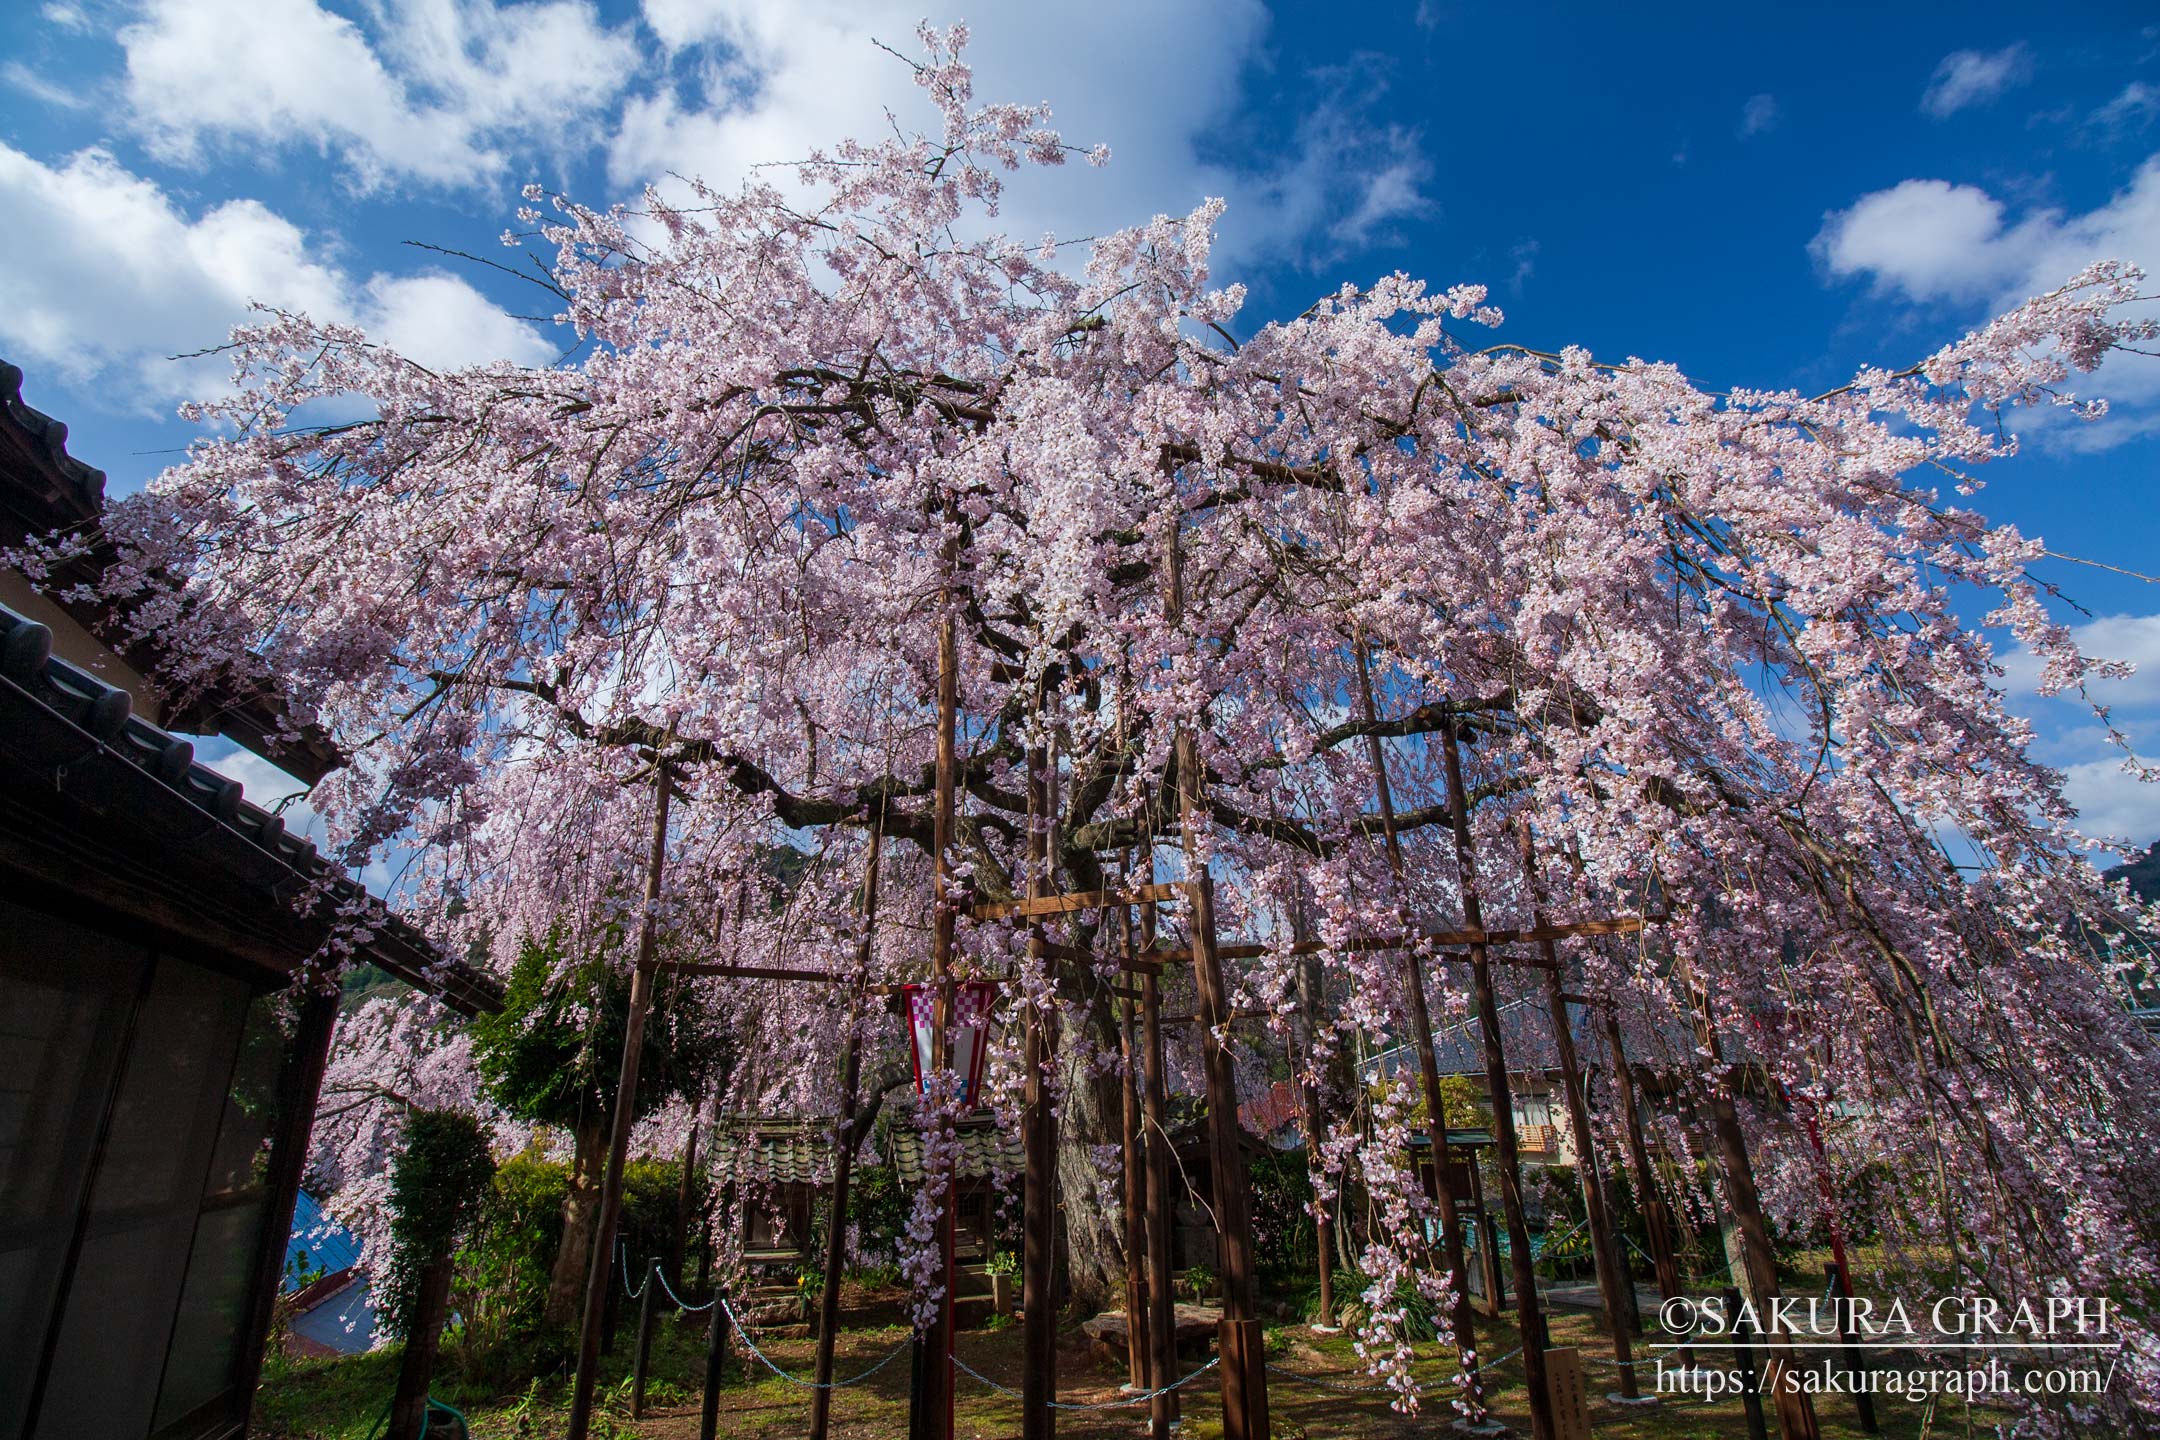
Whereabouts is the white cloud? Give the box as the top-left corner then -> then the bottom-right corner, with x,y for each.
2090,82 -> 2160,136
1738,93 -> 1779,138
2003,614 -> 2160,711
1812,156 -> 2160,440
607,1 -> 1427,275
118,0 -> 640,191
1811,178 -> 2031,303
3,59 -> 90,109
2060,757 -> 2160,846
1921,43 -> 2032,119
1507,238 -> 1538,295
0,144 -> 554,405
1997,614 -> 2160,847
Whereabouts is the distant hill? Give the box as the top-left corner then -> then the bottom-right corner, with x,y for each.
2116,844 -> 2160,905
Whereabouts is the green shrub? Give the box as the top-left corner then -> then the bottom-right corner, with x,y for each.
452,1151 -> 686,1365
380,1109 -> 495,1343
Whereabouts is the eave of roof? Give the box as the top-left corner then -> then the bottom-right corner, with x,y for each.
0,359 -> 344,784
0,603 -> 500,1016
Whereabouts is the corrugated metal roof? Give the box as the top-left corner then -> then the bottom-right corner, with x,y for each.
285,1191 -> 361,1290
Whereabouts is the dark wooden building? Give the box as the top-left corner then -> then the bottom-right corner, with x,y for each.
0,362 -> 500,1440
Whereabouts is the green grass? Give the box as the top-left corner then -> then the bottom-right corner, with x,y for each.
255,1293 -> 2041,1440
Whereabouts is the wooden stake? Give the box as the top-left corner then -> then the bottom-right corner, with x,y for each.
1349,642 -> 1482,1405
1140,902 -> 1178,1439
1665,945 -> 1822,1440
698,1284 -> 728,1440
1602,1010 -> 1685,1306
810,808 -> 884,1440
1022,719 -> 1058,1440
1288,915 -> 1336,1331
567,770 -> 673,1440
1118,900 -> 1150,1388
1166,517 -> 1269,1440
1440,725 -> 1554,1440
631,1260 -> 658,1418
919,604 -> 961,1440
1518,822 -> 1641,1399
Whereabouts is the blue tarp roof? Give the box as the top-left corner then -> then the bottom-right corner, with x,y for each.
284,1191 -> 361,1292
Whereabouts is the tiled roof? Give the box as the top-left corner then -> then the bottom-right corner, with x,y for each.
886,1117 -> 1023,1184
716,1118 -> 837,1187
0,603 -> 501,1015
0,359 -> 104,538
0,357 -> 343,783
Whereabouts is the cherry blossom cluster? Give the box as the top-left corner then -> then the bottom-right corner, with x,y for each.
55,28 -> 2160,1424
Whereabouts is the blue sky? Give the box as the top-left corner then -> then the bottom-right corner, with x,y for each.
2,0 -> 2158,848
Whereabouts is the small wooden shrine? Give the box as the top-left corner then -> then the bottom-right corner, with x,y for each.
885,1116 -> 1021,1262
716,1116 -> 835,1266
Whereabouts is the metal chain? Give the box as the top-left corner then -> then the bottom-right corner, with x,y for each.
719,1299 -> 910,1389
1263,1361 -> 1399,1395
615,1248 -> 719,1312
1256,1342 -> 1532,1401
950,1352 -> 1220,1410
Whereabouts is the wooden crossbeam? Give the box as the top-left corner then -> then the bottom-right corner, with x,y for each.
970,881 -> 1186,922
650,962 -> 846,983
1021,938 -> 1164,977
1154,914 -> 1657,964
1161,1008 -> 1270,1025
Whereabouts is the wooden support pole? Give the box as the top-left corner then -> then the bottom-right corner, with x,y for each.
233,983 -> 340,1434
632,1260 -> 658,1418
1118,900 -> 1149,1388
1140,904 -> 1178,1439
1186,871 -> 1270,1440
672,1113 -> 702,1290
699,1285 -> 728,1440
811,810 -> 885,1440
1288,914 -> 1336,1331
1826,1261 -> 1879,1434
1603,1012 -> 1685,1307
1022,716 -> 1058,1440
917,603 -> 962,1440
1166,516 -> 1268,1440
652,962 -> 847,981
1349,641 -> 1483,1411
1518,824 -> 1642,1400
1706,1075 -> 1822,1440
1440,724 -> 1554,1440
568,771 -> 673,1440
1729,1284 -> 1771,1440
1664,943 -> 1820,1440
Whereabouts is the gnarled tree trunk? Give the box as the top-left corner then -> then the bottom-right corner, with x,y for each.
546,1115 -> 609,1328
1054,995 -> 1128,1312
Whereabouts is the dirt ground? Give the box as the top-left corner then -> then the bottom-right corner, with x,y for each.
622,1300 -> 1972,1440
